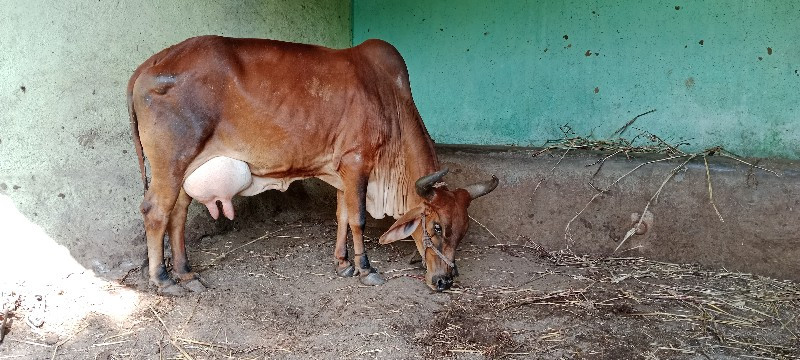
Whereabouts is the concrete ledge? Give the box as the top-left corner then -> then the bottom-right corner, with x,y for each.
435,145 -> 800,281
184,144 -> 799,282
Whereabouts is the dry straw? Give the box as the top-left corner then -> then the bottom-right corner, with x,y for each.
531,110 -> 781,251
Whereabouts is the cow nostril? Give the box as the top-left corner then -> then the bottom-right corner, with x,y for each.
435,277 -> 453,291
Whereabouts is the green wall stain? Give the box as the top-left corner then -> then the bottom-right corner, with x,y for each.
354,0 -> 800,159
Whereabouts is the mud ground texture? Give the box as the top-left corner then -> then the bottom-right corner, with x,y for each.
1,218 -> 798,359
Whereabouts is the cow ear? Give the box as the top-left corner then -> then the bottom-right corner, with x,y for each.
379,206 -> 425,244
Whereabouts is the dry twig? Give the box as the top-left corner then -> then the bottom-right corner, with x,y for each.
51,324 -> 89,360
553,124 -> 779,250
531,148 -> 571,199
704,155 -> 725,222
469,215 -> 499,242
150,306 -> 194,360
612,109 -> 657,136
199,225 -> 302,270
615,155 -> 698,252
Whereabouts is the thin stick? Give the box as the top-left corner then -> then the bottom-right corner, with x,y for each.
469,215 -> 498,242
92,340 -> 130,347
150,306 -> 194,360
183,297 -> 202,326
268,267 -> 290,279
634,128 -> 688,155
532,148 -> 571,199
7,338 -> 49,347
599,154 -> 691,192
612,109 -> 657,136
719,152 -> 781,177
563,192 -> 604,245
657,346 -> 696,354
208,225 -> 301,266
176,337 -> 229,349
384,267 -> 421,274
118,266 -> 141,285
102,330 -> 135,342
447,349 -> 484,354
615,155 -> 697,252
738,355 -> 781,360
587,149 -> 624,185
530,147 -> 554,157
51,324 -> 88,360
726,338 -> 797,351
704,155 -> 724,222
587,149 -> 624,168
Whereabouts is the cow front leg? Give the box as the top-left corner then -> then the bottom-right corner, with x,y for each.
141,184 -> 186,296
167,189 -> 206,292
342,170 -> 385,286
334,190 -> 354,277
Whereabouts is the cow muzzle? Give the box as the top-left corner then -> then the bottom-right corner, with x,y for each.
424,258 -> 458,292
430,274 -> 453,292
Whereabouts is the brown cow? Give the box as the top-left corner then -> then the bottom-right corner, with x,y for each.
127,36 -> 497,295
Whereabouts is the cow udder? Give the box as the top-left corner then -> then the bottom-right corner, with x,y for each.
183,156 -> 252,220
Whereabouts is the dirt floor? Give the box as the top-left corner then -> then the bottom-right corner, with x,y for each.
1,218 -> 799,359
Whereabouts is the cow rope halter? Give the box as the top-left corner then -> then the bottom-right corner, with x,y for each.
420,212 -> 455,269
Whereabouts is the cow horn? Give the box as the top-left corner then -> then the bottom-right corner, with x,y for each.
463,175 -> 499,200
415,168 -> 449,199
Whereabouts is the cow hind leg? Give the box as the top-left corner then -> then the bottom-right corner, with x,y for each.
334,190 -> 355,277
166,189 -> 207,293
141,180 -> 186,296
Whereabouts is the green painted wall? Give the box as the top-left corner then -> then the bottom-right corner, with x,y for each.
0,0 -> 351,271
354,1 -> 800,158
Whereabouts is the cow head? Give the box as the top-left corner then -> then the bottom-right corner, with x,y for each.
379,168 -> 498,291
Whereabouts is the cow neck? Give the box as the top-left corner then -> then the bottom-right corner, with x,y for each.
400,115 -> 439,208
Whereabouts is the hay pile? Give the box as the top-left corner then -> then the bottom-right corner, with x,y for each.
425,245 -> 799,359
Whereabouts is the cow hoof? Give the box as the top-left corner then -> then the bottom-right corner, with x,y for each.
336,264 -> 355,277
158,284 -> 188,297
359,272 -> 385,286
172,271 -> 202,282
182,279 -> 207,293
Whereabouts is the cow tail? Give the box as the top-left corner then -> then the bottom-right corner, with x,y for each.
127,75 -> 148,194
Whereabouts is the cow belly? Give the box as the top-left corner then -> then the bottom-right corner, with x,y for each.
183,156 -> 252,220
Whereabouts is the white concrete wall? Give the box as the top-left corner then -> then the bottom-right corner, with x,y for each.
0,0 -> 351,273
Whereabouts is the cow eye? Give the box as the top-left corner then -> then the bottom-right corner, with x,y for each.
433,223 -> 443,235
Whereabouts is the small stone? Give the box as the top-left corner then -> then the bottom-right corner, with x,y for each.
43,333 -> 60,345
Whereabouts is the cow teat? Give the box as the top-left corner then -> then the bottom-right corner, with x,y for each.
183,156 -> 253,220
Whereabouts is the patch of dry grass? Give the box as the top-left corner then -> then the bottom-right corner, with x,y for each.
464,247 -> 800,359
